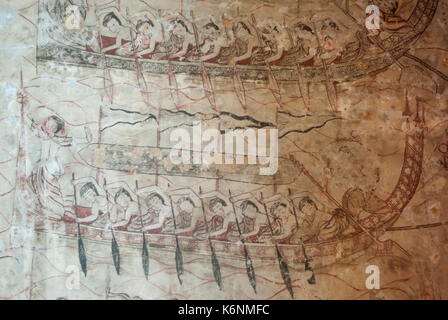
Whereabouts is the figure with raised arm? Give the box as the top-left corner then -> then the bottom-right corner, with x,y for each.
99,9 -> 131,55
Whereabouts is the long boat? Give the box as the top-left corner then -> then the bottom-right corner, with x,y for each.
30,110 -> 425,268
36,0 -> 438,83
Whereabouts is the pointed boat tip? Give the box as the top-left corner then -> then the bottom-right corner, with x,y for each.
288,290 -> 295,299
251,283 -> 257,294
308,274 -> 316,285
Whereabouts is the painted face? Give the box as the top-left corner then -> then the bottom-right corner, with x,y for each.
205,26 -> 219,40
139,23 -> 152,36
106,18 -> 120,34
173,22 -> 185,37
300,202 -> 316,222
147,196 -> 162,211
295,28 -> 313,41
243,205 -> 257,219
323,36 -> 335,51
179,200 -> 193,213
211,202 -> 224,216
275,205 -> 287,217
82,189 -> 96,204
116,194 -> 130,208
264,22 -> 277,35
44,118 -> 59,136
321,19 -> 339,32
347,190 -> 365,215
235,23 -> 248,38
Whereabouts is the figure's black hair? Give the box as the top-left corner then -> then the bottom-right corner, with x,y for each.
115,188 -> 132,203
136,18 -> 154,30
321,19 -> 339,31
146,193 -> 165,206
103,12 -> 122,27
295,23 -> 314,35
204,22 -> 219,31
240,200 -> 258,212
270,202 -> 287,215
175,19 -> 192,34
50,115 -> 65,134
64,2 -> 87,21
298,196 -> 317,212
208,197 -> 227,211
234,21 -> 252,35
329,21 -> 339,31
80,182 -> 99,198
177,196 -> 195,207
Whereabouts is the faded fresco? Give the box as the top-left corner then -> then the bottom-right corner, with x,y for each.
0,0 -> 447,300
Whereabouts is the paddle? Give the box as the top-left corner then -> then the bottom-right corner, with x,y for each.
72,173 -> 87,277
284,21 -> 310,111
221,21 -> 247,112
198,187 -> 223,290
94,5 -> 114,104
190,11 -> 218,112
287,188 -> 316,284
250,15 -> 282,108
103,178 -> 120,275
311,21 -> 338,112
228,190 -> 256,294
125,8 -> 150,107
168,187 -> 184,285
259,193 -> 294,299
135,181 -> 149,279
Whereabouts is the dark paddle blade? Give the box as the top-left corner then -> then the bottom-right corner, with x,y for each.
111,233 -> 120,275
243,246 -> 257,294
175,239 -> 184,285
142,235 -> 149,280
276,246 -> 294,299
210,246 -> 222,290
307,273 -> 316,285
78,235 -> 87,277
302,244 -> 316,285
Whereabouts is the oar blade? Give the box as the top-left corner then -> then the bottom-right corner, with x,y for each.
111,234 -> 120,275
78,235 -> 87,277
325,81 -> 338,112
142,235 -> 149,280
175,240 -> 184,285
168,62 -> 181,108
201,64 -> 217,109
104,68 -> 114,104
276,246 -> 294,299
303,251 -> 316,285
243,247 -> 257,294
233,66 -> 247,111
268,70 -> 282,106
295,66 -> 310,110
137,69 -> 150,107
307,273 -> 316,285
211,247 -> 222,290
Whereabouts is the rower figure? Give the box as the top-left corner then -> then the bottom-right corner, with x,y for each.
129,186 -> 172,233
200,190 -> 235,240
